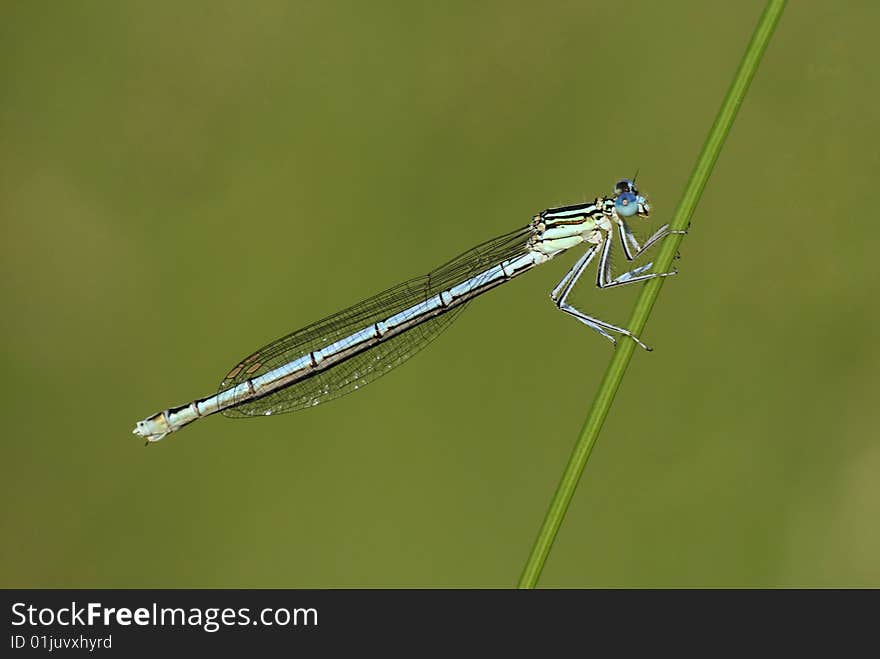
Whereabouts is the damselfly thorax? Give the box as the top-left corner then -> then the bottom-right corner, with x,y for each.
529,197 -> 616,257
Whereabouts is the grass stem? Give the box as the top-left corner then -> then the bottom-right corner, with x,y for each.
517,0 -> 787,588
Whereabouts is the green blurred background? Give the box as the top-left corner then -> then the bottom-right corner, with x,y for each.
2,1 -> 877,587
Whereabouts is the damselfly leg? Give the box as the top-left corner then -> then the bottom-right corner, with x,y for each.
596,230 -> 678,290
550,246 -> 597,302
549,244 -> 649,350
550,217 -> 680,350
616,220 -> 688,262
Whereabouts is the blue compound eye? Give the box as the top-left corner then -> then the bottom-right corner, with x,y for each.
615,191 -> 639,217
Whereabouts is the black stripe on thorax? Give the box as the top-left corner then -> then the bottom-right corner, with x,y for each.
540,197 -> 613,222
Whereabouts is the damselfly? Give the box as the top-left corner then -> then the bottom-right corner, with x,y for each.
133,179 -> 681,443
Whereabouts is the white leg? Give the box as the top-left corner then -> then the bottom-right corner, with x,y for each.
550,241 -> 653,351
550,246 -> 598,302
597,233 -> 678,290
617,217 -> 687,262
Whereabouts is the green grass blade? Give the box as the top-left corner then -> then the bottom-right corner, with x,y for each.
518,0 -> 787,589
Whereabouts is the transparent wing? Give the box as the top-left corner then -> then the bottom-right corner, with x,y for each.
219,225 -> 532,417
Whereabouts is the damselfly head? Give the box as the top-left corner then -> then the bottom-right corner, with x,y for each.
613,179 -> 650,219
